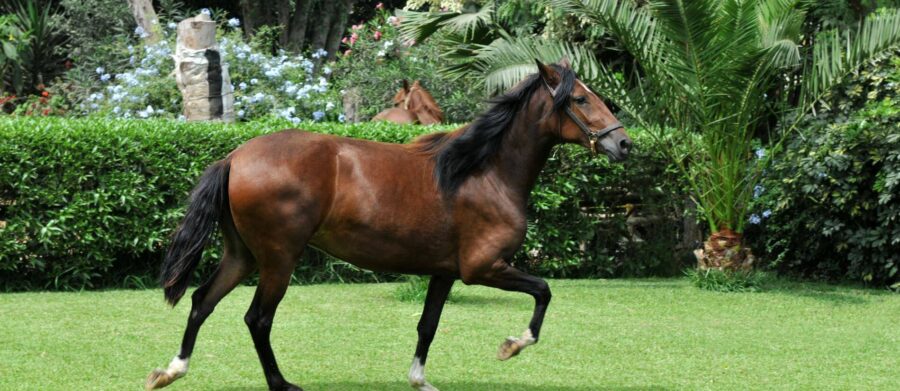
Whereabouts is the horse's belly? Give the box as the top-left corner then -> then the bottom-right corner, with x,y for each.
309,223 -> 457,275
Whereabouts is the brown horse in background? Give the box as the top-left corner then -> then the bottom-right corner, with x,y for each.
145,59 -> 631,391
372,79 -> 444,125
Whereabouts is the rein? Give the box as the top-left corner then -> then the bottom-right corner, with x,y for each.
543,79 -> 623,155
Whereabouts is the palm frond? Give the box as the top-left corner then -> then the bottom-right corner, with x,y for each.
397,10 -> 462,44
801,8 -> 900,108
398,4 -> 494,44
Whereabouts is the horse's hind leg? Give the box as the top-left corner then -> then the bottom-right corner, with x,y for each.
146,221 -> 254,390
244,249 -> 303,391
408,275 -> 454,391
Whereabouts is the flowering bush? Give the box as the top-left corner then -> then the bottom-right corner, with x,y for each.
78,11 -> 341,122
332,6 -> 483,123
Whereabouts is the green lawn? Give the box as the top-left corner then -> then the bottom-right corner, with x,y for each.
0,279 -> 897,390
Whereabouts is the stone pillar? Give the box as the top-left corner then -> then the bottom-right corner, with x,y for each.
174,13 -> 234,122
342,87 -> 362,123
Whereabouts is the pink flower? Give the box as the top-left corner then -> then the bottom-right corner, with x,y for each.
373,31 -> 382,41
376,2 -> 384,9
343,49 -> 352,56
342,37 -> 348,44
350,32 -> 358,45
352,24 -> 362,31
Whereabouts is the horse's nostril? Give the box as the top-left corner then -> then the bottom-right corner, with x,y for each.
619,138 -> 633,151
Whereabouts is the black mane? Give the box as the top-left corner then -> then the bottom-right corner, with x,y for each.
432,65 -> 576,194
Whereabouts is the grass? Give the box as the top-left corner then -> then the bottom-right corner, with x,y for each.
685,268 -> 772,292
0,279 -> 897,390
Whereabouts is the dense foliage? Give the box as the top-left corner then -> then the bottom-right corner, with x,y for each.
330,7 -> 483,122
0,116 -> 687,291
748,52 -> 900,287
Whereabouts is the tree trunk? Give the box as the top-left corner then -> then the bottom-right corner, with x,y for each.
694,229 -> 755,271
240,0 -> 276,37
286,0 -> 315,52
126,0 -> 162,44
309,0 -> 336,54
679,197 -> 702,251
277,0 -> 292,46
325,0 -> 354,61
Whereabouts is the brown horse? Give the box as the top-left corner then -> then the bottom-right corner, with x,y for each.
372,79 -> 444,125
145,59 -> 631,391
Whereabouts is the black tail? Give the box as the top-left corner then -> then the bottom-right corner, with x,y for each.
161,159 -> 231,306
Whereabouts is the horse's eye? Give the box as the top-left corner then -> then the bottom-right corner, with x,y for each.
573,96 -> 587,105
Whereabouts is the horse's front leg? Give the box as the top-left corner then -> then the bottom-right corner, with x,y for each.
461,259 -> 552,360
408,275 -> 454,391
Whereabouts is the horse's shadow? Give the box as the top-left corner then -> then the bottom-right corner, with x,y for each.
218,381 -> 669,391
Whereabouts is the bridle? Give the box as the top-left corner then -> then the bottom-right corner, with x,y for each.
543,79 -> 624,155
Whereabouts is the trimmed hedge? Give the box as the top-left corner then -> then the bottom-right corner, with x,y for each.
0,116 -> 688,291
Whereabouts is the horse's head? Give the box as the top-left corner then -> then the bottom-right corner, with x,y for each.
391,80 -> 410,108
405,80 -> 444,125
535,59 -> 632,161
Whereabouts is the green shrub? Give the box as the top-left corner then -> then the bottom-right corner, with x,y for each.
331,8 -> 483,123
748,98 -> 900,287
685,268 -> 771,293
1,0 -> 69,96
0,116 -> 687,291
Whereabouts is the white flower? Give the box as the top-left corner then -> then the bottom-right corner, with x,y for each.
323,66 -> 332,75
167,22 -> 177,29
239,82 -> 248,90
377,50 -> 386,57
325,102 -> 335,111
250,78 -> 258,85
228,18 -> 240,28
100,74 -> 111,82
200,8 -> 211,16
264,68 -> 281,78
383,40 -> 394,49
238,109 -> 245,117
135,26 -> 149,38
95,67 -> 105,75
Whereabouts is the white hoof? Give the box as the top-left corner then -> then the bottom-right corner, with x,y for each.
497,329 -> 536,361
408,356 -> 439,391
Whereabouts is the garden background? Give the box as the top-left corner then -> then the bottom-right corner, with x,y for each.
1,1 -> 899,390
2,0 -> 899,291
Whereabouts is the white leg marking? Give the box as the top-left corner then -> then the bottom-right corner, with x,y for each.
408,356 -> 439,391
166,356 -> 189,379
506,328 -> 537,349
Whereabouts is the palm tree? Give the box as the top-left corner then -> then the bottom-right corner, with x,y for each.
400,0 -> 900,271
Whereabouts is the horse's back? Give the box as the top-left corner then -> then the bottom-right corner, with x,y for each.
373,108 -> 416,124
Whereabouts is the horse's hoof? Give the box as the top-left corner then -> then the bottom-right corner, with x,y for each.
414,382 -> 440,391
410,378 -> 440,391
275,383 -> 304,391
144,369 -> 175,390
497,336 -> 523,360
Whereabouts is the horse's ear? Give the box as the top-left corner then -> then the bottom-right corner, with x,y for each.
412,80 -> 422,88
535,59 -> 560,87
401,79 -> 410,92
558,57 -> 572,69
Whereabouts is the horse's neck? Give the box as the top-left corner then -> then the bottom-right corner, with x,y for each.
487,108 -> 557,204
